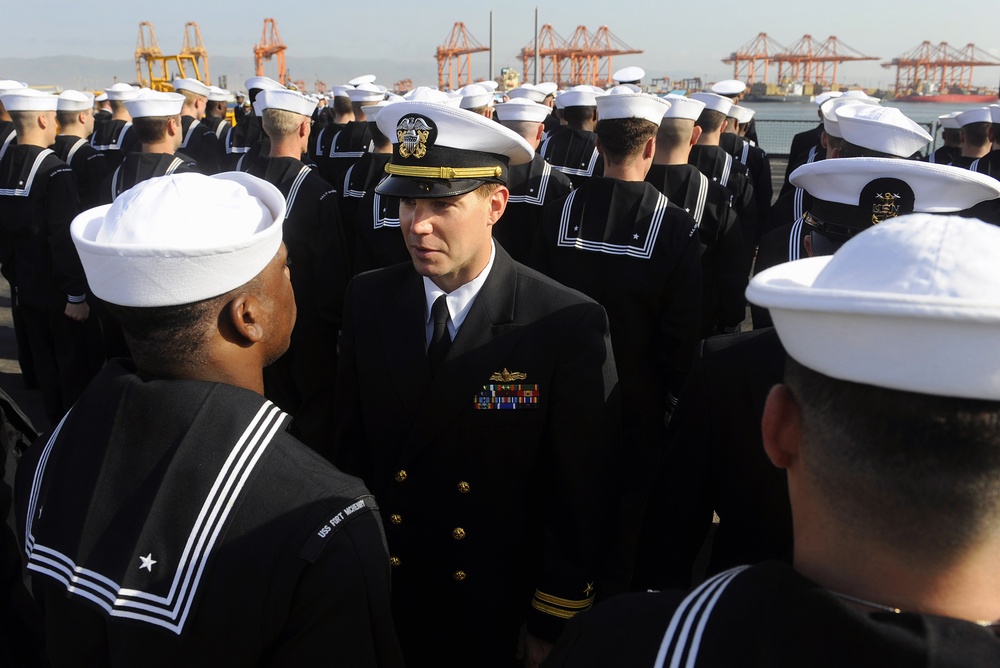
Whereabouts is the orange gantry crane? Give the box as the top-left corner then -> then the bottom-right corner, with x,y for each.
436,22 -> 489,90
135,21 -> 209,91
882,41 -> 1000,95
722,33 -> 876,88
772,35 -> 877,88
722,32 -> 787,85
518,24 -> 642,87
254,18 -> 288,86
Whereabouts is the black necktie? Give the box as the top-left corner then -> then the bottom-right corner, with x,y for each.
428,295 -> 451,374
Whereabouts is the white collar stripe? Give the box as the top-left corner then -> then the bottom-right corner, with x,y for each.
507,162 -> 551,205
24,401 -> 286,634
372,190 -> 400,228
550,147 -> 599,177
556,190 -> 669,259
692,173 -> 708,224
0,149 -> 55,197
284,165 -> 312,216
180,119 -> 200,148
65,138 -> 88,166
789,216 -> 804,261
90,122 -> 132,151
654,566 -> 749,668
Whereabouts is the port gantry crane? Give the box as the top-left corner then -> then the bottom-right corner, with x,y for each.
254,18 -> 288,86
135,21 -> 210,91
436,22 -> 489,91
518,24 -> 642,88
882,41 -> 1000,95
722,33 -> 876,89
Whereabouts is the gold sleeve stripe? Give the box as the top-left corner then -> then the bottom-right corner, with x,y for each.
384,164 -> 504,179
534,590 -> 594,609
532,599 -> 591,619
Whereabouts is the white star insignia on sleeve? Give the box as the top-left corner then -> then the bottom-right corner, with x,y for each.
139,553 -> 157,572
633,233 -> 640,240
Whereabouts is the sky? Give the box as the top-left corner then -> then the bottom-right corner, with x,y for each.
5,0 -> 1000,91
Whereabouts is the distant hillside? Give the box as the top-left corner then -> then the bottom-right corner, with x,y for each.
0,54 -> 442,93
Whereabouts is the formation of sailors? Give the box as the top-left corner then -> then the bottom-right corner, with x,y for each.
4,65 -> 1000,667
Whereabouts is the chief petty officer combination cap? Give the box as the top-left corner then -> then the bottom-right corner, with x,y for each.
57,90 -> 95,112
124,89 -> 184,119
172,77 -> 211,98
747,213 -> 1000,400
789,157 -> 1000,248
374,100 -> 534,199
0,89 -> 58,111
596,90 -> 670,125
256,88 -> 317,117
834,104 -> 932,157
493,98 -> 551,123
661,94 -> 705,121
71,172 -> 286,308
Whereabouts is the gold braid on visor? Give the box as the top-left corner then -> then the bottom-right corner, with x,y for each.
384,164 -> 504,179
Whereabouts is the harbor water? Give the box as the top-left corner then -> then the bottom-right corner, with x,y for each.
742,100 -> 994,157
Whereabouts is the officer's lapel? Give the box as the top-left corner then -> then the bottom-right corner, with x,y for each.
381,270 -> 434,417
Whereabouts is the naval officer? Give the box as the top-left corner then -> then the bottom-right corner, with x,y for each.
333,99 -> 622,668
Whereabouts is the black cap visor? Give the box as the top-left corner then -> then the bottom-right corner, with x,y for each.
374,175 -> 489,199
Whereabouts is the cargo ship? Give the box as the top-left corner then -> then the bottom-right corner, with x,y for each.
891,93 -> 998,103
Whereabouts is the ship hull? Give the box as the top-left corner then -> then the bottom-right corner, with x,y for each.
893,94 -> 998,103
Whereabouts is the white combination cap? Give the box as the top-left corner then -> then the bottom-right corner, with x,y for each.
835,104 -> 932,157
207,86 -> 230,103
456,84 -> 493,109
244,76 -> 285,92
347,83 -> 387,103
821,97 -> 877,139
661,94 -> 705,121
375,100 -> 535,198
256,88 -> 317,117
711,79 -> 747,97
506,84 -> 547,103
70,172 -> 286,308
747,213 -> 1000,400
493,98 -> 551,123
348,74 -> 376,86
612,66 -> 645,84
728,104 -> 755,124
689,92 -> 733,116
172,77 -> 211,98
596,91 -> 669,125
57,90 -> 95,112
0,89 -> 58,112
105,83 -> 140,101
123,88 -> 184,118
956,107 -> 992,127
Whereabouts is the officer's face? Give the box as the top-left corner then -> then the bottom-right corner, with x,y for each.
400,186 -> 508,293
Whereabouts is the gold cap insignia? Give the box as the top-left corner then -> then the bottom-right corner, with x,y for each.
397,116 -> 432,159
489,368 -> 527,382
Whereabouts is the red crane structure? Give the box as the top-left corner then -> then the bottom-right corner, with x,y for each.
771,35 -> 877,88
722,32 -> 787,85
436,22 -> 489,91
518,24 -> 642,87
254,18 -> 288,85
882,41 -> 1000,95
